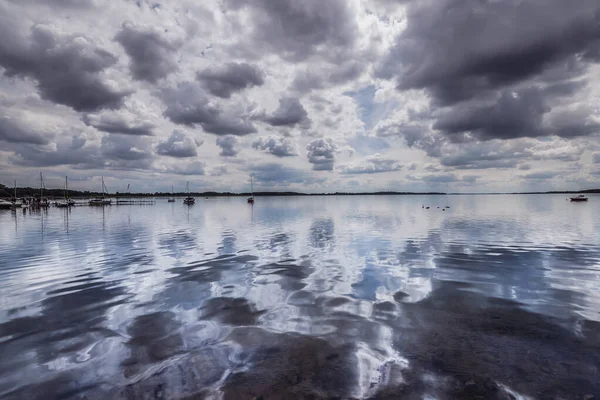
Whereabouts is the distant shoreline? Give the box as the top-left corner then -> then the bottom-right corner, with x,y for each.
1,184 -> 599,199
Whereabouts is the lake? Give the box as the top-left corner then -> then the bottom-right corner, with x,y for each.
0,195 -> 599,399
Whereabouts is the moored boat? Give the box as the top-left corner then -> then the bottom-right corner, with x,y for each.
183,182 -> 195,205
89,177 -> 111,206
570,194 -> 588,202
247,176 -> 255,204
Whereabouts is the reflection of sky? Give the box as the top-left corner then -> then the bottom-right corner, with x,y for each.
1,194 -> 600,396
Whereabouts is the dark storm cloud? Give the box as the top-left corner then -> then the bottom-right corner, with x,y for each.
306,138 -> 336,171
197,62 -> 265,98
216,135 -> 240,157
9,137 -> 103,168
224,0 -> 357,62
0,22 -> 129,112
264,97 -> 311,128
156,130 -> 200,158
82,113 -> 154,136
100,134 -> 154,170
378,0 -> 600,105
0,116 -> 50,145
252,136 -> 298,157
160,82 -> 257,135
339,153 -> 402,174
376,0 -> 600,145
115,23 -> 182,83
433,87 -> 600,141
9,134 -> 154,171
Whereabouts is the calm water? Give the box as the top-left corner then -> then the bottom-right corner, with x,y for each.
0,195 -> 599,399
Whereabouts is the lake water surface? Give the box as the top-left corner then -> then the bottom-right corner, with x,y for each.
0,195 -> 599,399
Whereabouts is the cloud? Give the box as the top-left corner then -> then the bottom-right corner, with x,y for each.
520,171 -> 562,180
378,0 -> 600,105
433,88 -> 548,141
408,173 -> 459,183
156,130 -> 201,158
0,115 -> 50,145
375,0 -> 600,147
424,163 -> 443,172
518,163 -> 532,171
101,134 -> 154,169
82,111 -> 154,136
159,82 -> 257,135
0,22 -> 129,111
250,162 -> 326,187
197,62 -> 264,98
462,175 -> 478,183
339,153 -> 402,174
9,136 -> 102,168
264,97 -> 311,129
291,62 -> 364,93
216,135 -> 240,157
252,136 -> 298,157
162,161 -> 206,176
115,22 -> 182,83
306,138 -> 336,171
593,153 -> 600,164
224,0 -> 357,62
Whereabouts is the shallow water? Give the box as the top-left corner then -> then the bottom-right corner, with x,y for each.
0,195 -> 599,399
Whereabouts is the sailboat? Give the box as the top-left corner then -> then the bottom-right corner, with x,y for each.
247,176 -> 255,204
33,173 -> 49,208
89,177 -> 111,206
168,185 -> 175,202
183,181 -> 195,205
12,180 -> 22,208
56,177 -> 76,207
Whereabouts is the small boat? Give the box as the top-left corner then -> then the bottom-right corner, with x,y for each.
247,176 -> 255,204
0,200 -> 15,210
56,176 -> 75,207
570,194 -> 588,202
183,181 -> 195,205
168,185 -> 175,202
89,177 -> 111,206
10,181 -> 22,208
31,173 -> 50,209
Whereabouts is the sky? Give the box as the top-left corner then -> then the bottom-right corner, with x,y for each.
1,0 -> 600,194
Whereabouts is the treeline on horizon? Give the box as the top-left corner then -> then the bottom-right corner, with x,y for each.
2,183 -> 599,198
0,184 -> 446,198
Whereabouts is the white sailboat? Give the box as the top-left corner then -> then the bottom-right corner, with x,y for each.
89,177 -> 111,206
33,172 -> 49,208
183,181 -> 195,205
56,177 -> 76,207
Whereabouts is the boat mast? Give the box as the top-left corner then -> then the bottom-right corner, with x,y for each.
251,176 -> 253,196
40,172 -> 43,200
65,176 -> 68,201
101,176 -> 105,199
14,180 -> 16,201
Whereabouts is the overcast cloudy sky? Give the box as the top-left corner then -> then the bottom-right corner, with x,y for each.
1,0 -> 599,193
